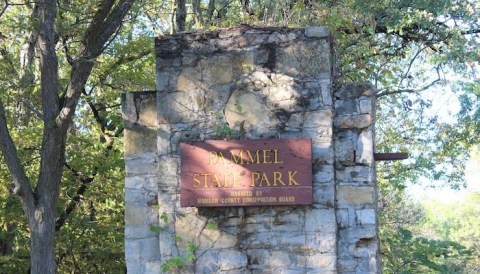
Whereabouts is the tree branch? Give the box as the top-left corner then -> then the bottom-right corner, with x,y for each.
37,0 -> 59,124
55,163 -> 95,231
377,72 -> 442,98
0,97 -> 35,223
55,98 -> 118,232
56,0 -> 135,132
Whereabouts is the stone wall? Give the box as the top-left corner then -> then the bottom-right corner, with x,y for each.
123,26 -> 380,273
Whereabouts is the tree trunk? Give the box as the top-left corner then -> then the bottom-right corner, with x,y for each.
176,0 -> 187,32
192,0 -> 203,27
0,0 -> 135,273
30,209 -> 57,274
207,0 -> 215,23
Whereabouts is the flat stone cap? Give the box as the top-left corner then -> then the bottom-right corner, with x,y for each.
305,27 -> 330,38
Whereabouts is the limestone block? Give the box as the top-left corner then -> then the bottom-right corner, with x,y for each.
201,55 -> 234,85
144,260 -> 162,274
123,93 -> 137,123
242,222 -> 275,235
356,130 -> 374,166
337,259 -> 357,272
356,209 -> 376,226
295,255 -> 306,268
180,219 -> 236,249
308,96 -> 322,111
334,83 -> 375,99
270,73 -> 295,84
157,125 -> 172,155
335,99 -> 359,115
334,135 -> 355,164
280,131 -> 303,139
175,215 -> 208,245
303,110 -> 333,128
125,176 -> 145,190
240,231 -> 278,248
350,238 -> 378,258
357,256 -> 378,273
219,28 -> 244,38
158,230 -> 177,258
339,226 -> 377,243
177,67 -> 203,92
144,176 -> 160,192
126,237 -> 160,262
337,186 -> 374,205
286,113 -> 303,128
124,127 -> 157,156
305,253 -> 336,270
182,54 -> 199,66
336,166 -> 373,183
225,91 -> 277,134
313,165 -> 334,184
277,269 -> 305,274
303,127 -> 333,143
305,233 -> 336,253
125,238 -> 141,262
275,41 -> 331,78
268,85 -> 299,101
311,145 -> 334,164
125,153 -> 157,175
334,114 -> 373,129
321,80 -> 333,106
156,57 -> 181,68
246,249 -> 270,268
155,69 -> 172,91
205,83 -> 235,114
268,85 -> 302,111
336,209 -> 349,229
313,183 -> 335,206
218,250 -> 248,271
277,234 -> 307,248
212,232 -> 238,249
268,251 -> 291,267
195,250 -> 221,273
125,261 -> 144,273
157,90 -> 203,124
125,204 -> 157,225
252,70 -> 273,86
305,209 -> 336,233
125,188 -> 155,206
125,225 -> 158,239
359,99 -> 372,114
305,27 -> 330,38
304,80 -> 321,89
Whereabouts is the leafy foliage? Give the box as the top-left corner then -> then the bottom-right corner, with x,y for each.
0,0 -> 479,272
382,227 -> 473,273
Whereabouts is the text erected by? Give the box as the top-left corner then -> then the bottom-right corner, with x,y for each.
180,138 -> 312,207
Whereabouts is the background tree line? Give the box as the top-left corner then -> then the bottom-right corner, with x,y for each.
0,0 -> 478,272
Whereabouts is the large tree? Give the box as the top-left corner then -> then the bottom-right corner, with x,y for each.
0,0 -> 135,273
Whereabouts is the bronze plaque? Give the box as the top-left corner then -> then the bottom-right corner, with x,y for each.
180,138 -> 312,207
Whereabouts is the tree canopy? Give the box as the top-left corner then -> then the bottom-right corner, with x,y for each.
0,0 -> 479,272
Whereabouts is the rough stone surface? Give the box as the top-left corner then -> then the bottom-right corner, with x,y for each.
305,26 -> 330,38
356,130 -> 374,165
124,126 -> 157,156
124,26 -> 379,273
334,114 -> 373,129
337,186 -> 374,205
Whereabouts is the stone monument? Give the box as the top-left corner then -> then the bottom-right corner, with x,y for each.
123,26 -> 380,273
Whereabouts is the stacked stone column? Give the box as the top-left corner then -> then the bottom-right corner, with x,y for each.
334,83 -> 380,273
